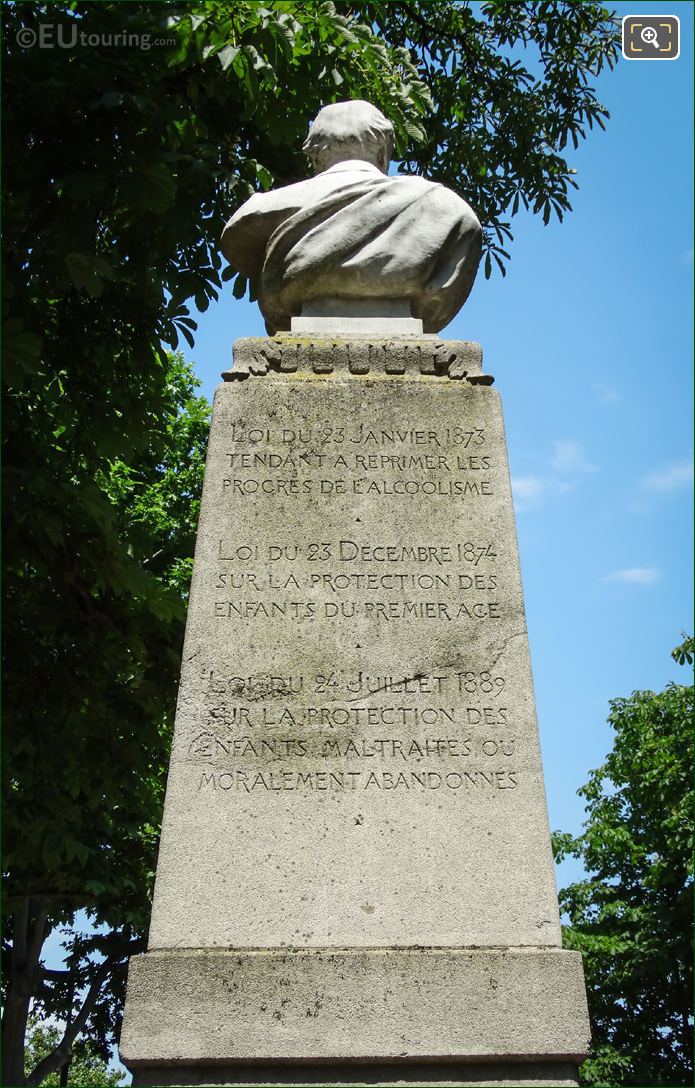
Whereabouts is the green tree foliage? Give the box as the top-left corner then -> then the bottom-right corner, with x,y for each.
555,638 -> 694,1087
4,355 -> 210,1085
24,1015 -> 126,1087
342,1 -> 620,274
3,2 -> 619,1083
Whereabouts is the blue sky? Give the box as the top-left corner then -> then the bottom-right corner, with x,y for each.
184,1 -> 694,881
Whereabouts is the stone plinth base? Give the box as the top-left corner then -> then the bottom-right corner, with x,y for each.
131,1060 -> 580,1086
291,297 -> 424,335
120,340 -> 591,1087
121,948 -> 588,1085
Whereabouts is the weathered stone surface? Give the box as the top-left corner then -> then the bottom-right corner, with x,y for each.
224,335 -> 490,382
131,1062 -> 581,1087
121,948 -> 590,1065
120,338 -> 589,1084
146,363 -> 560,952
221,101 -> 482,335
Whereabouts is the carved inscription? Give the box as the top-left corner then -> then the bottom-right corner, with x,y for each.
186,382 -> 522,803
214,423 -> 499,624
198,769 -> 518,793
213,538 -> 500,623
221,423 -> 491,501
185,667 -> 520,798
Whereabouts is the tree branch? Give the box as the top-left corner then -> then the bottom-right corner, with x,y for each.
14,898 -> 30,967
27,959 -> 112,1087
1,900 -> 48,1088
26,939 -> 143,1087
28,905 -> 50,973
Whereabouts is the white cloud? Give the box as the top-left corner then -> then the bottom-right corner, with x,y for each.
550,440 -> 597,474
641,460 -> 693,493
595,383 -> 620,404
684,247 -> 694,266
604,567 -> 662,585
512,440 -> 599,512
511,475 -> 546,512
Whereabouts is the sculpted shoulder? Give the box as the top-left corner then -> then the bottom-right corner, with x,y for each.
220,100 -> 483,334
221,163 -> 388,278
221,180 -> 311,278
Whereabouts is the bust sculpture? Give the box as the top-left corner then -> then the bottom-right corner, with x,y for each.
221,100 -> 482,335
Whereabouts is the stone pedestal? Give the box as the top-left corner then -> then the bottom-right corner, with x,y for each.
120,337 -> 590,1087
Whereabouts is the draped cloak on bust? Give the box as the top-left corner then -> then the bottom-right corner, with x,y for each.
221,161 -> 482,335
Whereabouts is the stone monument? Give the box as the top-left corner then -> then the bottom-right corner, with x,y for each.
120,100 -> 590,1087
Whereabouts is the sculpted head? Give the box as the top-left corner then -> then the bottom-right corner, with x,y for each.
302,100 -> 395,175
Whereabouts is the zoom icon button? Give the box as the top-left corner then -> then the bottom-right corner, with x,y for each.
622,15 -> 680,60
